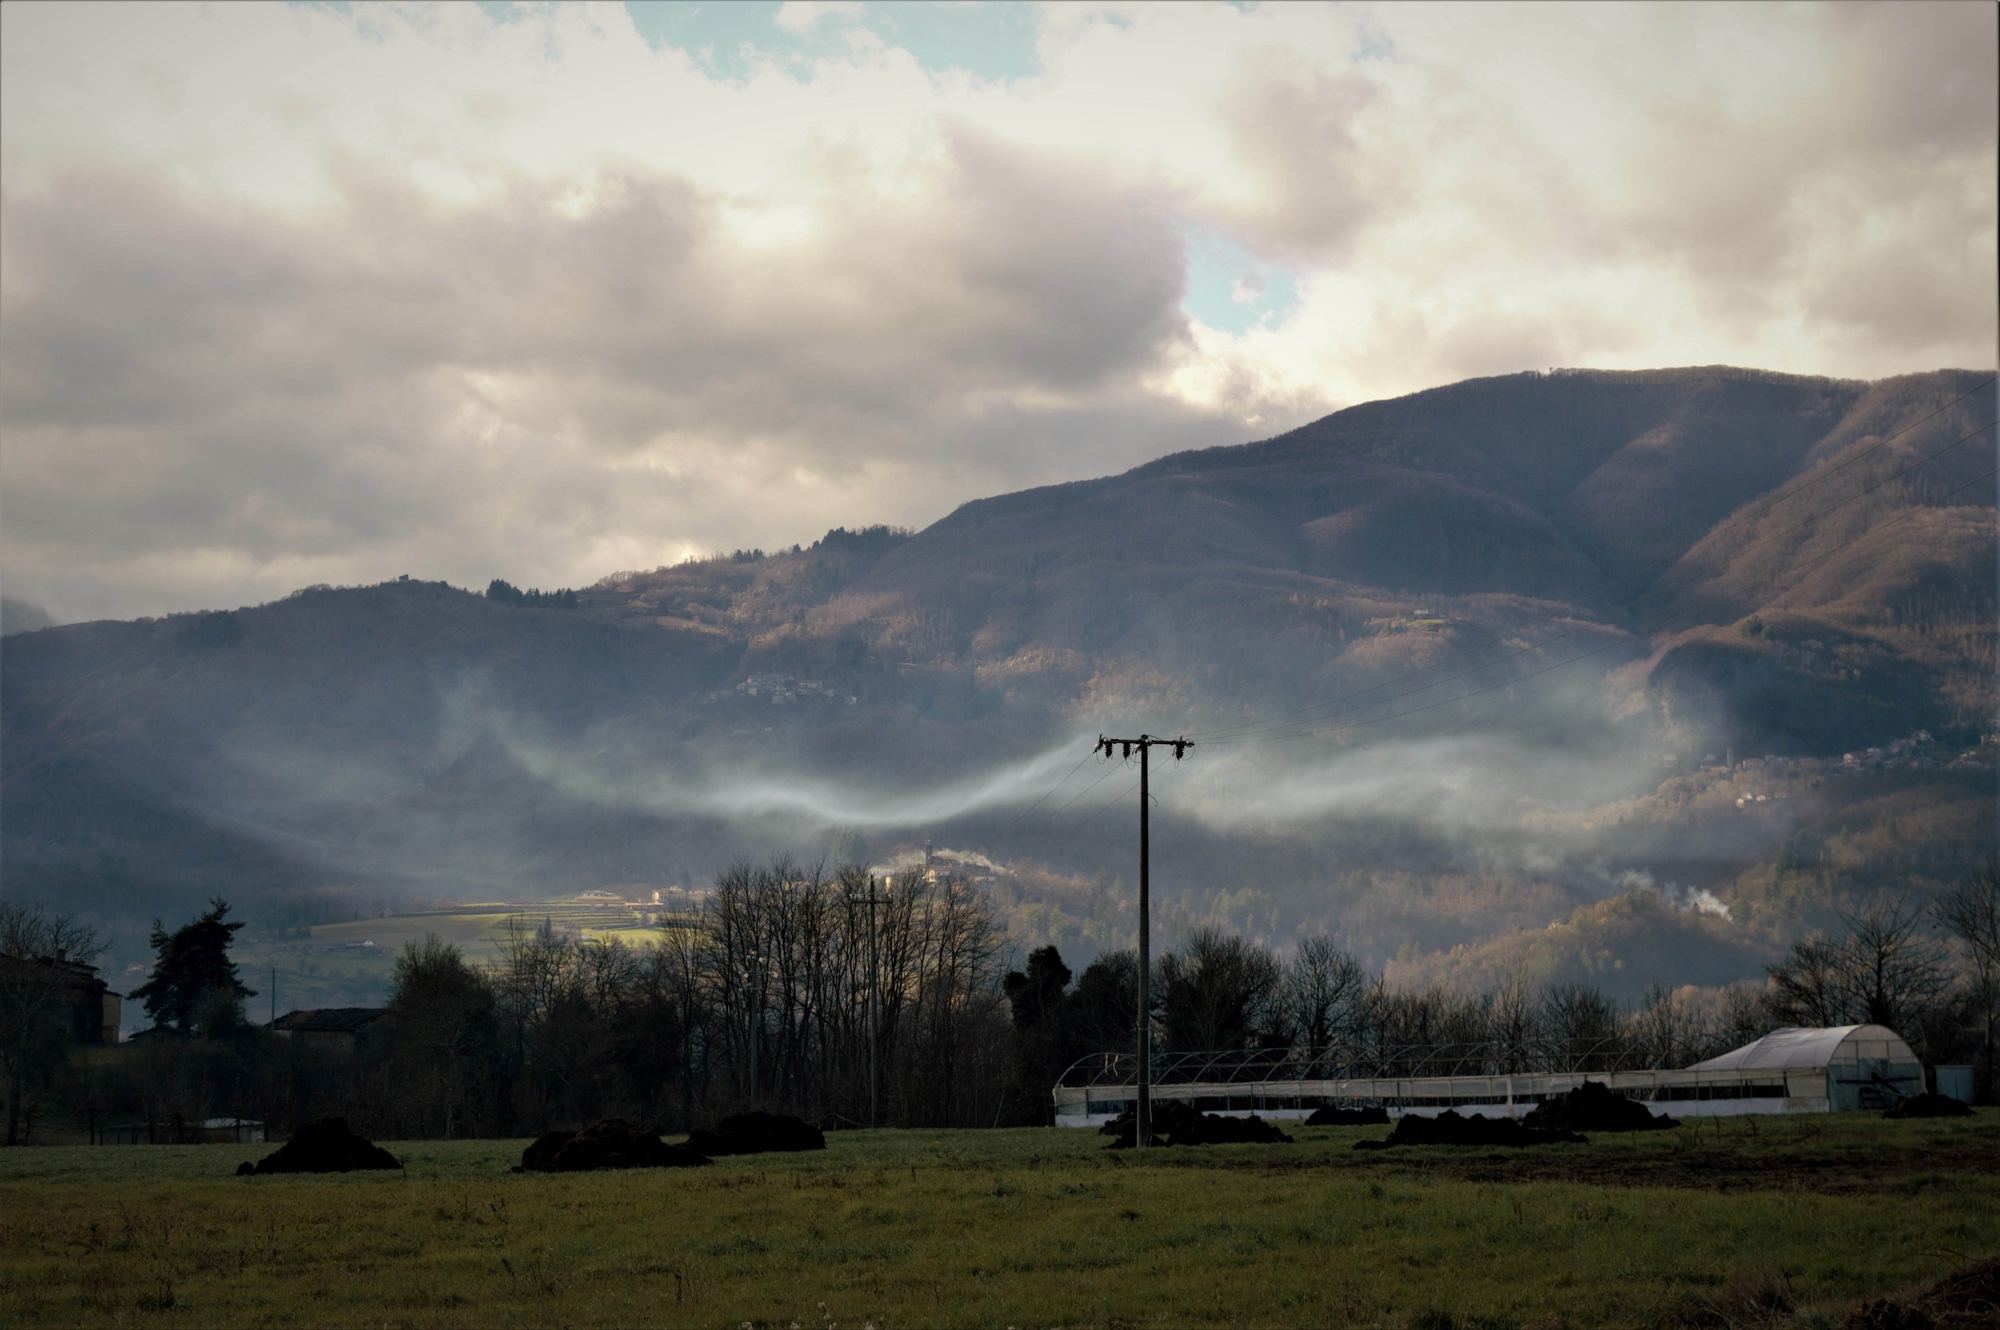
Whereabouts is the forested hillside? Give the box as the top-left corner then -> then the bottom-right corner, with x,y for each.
5,366 -> 1993,998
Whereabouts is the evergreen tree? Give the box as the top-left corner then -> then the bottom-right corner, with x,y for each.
130,897 -> 254,1035
1003,946 -> 1071,1030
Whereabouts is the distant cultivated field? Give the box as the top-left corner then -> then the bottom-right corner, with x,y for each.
2,1114 -> 1994,1328
227,905 -> 681,1012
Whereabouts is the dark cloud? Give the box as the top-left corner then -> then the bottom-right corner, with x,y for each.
0,1 -> 1989,620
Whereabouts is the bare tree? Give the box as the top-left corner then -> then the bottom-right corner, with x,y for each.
1365,981 -> 1492,1074
904,873 -> 1005,1125
1156,927 -> 1282,1052
1838,895 -> 1950,1035
1488,968 -> 1539,1072
1936,860 -> 2000,1101
1542,981 -> 1621,1071
1629,983 -> 1702,1069
1717,982 -> 1772,1051
1765,936 -> 1850,1027
1281,936 -> 1368,1054
646,921 -> 708,1128
1766,896 -> 1952,1049
385,934 -> 498,1139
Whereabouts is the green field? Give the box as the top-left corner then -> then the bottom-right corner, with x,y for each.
2,1112 -> 1994,1328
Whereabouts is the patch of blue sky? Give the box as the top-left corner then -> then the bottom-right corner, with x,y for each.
621,2 -> 1040,83
1182,229 -> 1299,337
864,2 -> 1039,81
1350,22 -> 1397,63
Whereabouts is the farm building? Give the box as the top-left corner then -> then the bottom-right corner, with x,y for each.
1051,1024 -> 1925,1126
272,1006 -> 385,1049
0,949 -> 121,1045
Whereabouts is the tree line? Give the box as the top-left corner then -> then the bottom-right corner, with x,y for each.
484,579 -> 579,609
3,861 -> 1017,1142
4,860 -> 1996,1143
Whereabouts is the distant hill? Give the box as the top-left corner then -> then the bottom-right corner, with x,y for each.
5,366 -> 1993,994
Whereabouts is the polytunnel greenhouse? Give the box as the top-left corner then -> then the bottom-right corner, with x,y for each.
1050,1023 -> 1926,1126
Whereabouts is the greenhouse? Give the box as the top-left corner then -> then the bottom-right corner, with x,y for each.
1050,1024 -> 1925,1126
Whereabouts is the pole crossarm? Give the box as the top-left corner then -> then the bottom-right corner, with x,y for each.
1090,732 -> 1192,1148
1095,735 -> 1193,762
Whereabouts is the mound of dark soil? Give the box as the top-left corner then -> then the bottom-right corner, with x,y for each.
1177,1113 -> 1293,1145
1843,1301 -> 1937,1330
1883,1092 -> 1974,1120
1101,1099 -> 1294,1148
684,1111 -> 825,1156
517,1118 -> 711,1172
1306,1105 -> 1390,1126
237,1118 -> 401,1174
1922,1257 -> 2000,1315
520,1130 -> 576,1172
1523,1081 -> 1677,1132
1841,1256 -> 1998,1329
1353,1109 -> 1586,1150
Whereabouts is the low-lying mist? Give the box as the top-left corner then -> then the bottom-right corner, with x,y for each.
166,661 -> 1808,932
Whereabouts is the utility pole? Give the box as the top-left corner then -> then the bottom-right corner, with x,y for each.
270,967 -> 277,1029
1094,733 -> 1192,1148
866,875 -> 890,1128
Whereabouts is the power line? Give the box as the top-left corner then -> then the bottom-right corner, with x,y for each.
1049,757 -> 1127,816
1010,749 -> 1097,825
1075,774 -> 1142,830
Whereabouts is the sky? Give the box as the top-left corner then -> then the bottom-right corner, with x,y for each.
2,0 -> 1994,623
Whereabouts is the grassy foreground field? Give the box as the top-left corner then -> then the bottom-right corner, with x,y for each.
2,1113 -> 1995,1328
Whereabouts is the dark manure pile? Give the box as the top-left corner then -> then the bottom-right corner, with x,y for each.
236,1118 -> 401,1175
518,1118 -> 711,1172
685,1110 -> 826,1156
1883,1092 -> 1974,1120
1522,1080 -> 1677,1132
1101,1100 -> 1294,1148
1306,1105 -> 1390,1126
1842,1255 -> 1998,1330
1354,1109 -> 1586,1150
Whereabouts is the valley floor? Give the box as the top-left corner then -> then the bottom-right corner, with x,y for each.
1,1114 -> 1994,1328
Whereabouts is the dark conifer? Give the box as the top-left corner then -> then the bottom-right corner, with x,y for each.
130,897 -> 254,1035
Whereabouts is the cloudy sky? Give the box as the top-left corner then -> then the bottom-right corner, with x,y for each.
3,1 -> 1993,623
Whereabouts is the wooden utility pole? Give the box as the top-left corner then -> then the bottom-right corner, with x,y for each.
866,874 -> 890,1128
1095,733 -> 1192,1148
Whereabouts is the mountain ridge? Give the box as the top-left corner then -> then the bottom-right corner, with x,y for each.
5,365 -> 1993,997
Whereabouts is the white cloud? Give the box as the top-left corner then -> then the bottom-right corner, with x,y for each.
0,0 -> 1992,621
